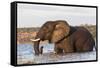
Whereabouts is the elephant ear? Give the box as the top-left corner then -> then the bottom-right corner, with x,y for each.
51,20 -> 70,43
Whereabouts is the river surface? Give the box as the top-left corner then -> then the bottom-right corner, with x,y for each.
17,43 -> 96,65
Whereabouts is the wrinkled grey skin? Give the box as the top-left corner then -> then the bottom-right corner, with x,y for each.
33,20 -> 95,55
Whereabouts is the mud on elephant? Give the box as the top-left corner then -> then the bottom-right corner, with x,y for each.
31,20 -> 95,55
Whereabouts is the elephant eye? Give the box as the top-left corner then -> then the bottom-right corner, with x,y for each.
43,27 -> 48,31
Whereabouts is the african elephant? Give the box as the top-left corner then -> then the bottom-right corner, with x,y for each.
31,20 -> 95,55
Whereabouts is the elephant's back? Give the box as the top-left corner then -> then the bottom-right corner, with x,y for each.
74,27 -> 93,38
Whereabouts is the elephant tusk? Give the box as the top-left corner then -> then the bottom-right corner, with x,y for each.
30,38 -> 40,41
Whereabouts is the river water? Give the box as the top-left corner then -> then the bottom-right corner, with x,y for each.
17,43 -> 96,65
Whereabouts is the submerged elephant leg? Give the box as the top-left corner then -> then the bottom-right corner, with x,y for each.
54,44 -> 63,54
61,38 -> 74,53
56,48 -> 63,54
82,38 -> 94,52
55,49 -> 63,54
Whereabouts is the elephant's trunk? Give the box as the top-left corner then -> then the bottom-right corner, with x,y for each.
34,40 -> 40,55
30,38 -> 40,55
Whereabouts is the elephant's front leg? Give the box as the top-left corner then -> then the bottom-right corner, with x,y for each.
54,44 -> 63,54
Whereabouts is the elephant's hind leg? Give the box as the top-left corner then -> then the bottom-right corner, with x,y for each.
76,38 -> 94,52
82,38 -> 94,52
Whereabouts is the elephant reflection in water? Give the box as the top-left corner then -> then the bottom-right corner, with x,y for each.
31,20 -> 95,55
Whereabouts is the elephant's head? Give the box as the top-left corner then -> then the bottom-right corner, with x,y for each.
31,20 -> 70,55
